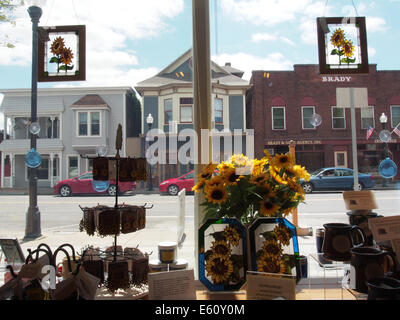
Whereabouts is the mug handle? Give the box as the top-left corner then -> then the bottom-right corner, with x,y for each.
383,251 -> 398,275
351,225 -> 366,247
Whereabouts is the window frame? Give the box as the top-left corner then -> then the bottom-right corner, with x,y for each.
164,98 -> 173,125
332,106 -> 346,129
390,105 -> 400,129
179,98 -> 193,124
271,106 -> 286,130
302,106 -> 316,130
76,111 -> 101,137
361,106 -> 375,129
214,97 -> 223,125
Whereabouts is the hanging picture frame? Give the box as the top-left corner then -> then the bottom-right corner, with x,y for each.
38,25 -> 86,82
317,17 -> 369,74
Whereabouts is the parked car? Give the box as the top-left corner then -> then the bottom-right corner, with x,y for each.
54,171 -> 136,197
159,171 -> 195,195
301,167 -> 375,194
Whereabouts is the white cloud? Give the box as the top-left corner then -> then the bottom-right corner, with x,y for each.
0,0 -> 184,87
213,52 -> 293,80
280,37 -> 296,47
366,17 -> 387,32
368,47 -> 377,58
252,33 -> 277,42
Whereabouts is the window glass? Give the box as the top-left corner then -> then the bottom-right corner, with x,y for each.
37,158 -> 49,180
91,112 -> 100,136
302,106 -> 315,129
79,112 -> 88,136
78,172 -> 92,180
53,158 -> 58,177
164,99 -> 173,125
272,107 -> 285,130
180,98 -> 193,123
391,106 -> 400,128
332,107 -> 345,129
361,107 -> 375,129
68,156 -> 79,178
214,98 -> 223,124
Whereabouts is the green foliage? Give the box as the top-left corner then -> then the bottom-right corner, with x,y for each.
0,0 -> 25,48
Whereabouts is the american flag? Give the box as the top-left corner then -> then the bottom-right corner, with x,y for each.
393,123 -> 400,138
366,126 -> 374,140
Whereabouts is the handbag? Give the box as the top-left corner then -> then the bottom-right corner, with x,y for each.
55,244 -> 80,280
81,248 -> 104,285
120,205 -> 139,234
93,157 -> 109,181
95,207 -> 121,236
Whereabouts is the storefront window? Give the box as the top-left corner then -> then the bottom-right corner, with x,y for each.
68,156 -> 79,178
361,106 -> 375,129
272,107 -> 285,130
332,107 -> 345,129
302,106 -> 315,129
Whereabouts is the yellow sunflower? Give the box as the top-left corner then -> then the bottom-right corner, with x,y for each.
250,173 -> 269,187
271,153 -> 295,170
205,184 -> 228,205
50,36 -> 65,55
252,158 -> 267,176
210,240 -> 231,258
274,224 -> 292,246
224,225 -> 241,247
205,255 -> 233,284
330,28 -> 345,47
262,239 -> 283,258
230,154 -> 249,167
220,166 -> 241,186
204,176 -> 225,192
61,47 -> 74,65
342,39 -> 355,58
269,165 -> 288,185
257,254 -> 287,274
259,198 -> 281,217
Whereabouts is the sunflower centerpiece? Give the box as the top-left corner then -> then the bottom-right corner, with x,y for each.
195,152 -> 309,281
193,151 -> 309,226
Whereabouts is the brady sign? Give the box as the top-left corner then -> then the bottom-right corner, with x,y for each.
322,76 -> 352,83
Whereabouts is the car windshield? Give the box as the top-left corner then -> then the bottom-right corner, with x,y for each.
309,169 -> 324,176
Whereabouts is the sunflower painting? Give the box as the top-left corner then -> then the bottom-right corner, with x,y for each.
49,36 -> 75,74
317,17 -> 369,74
199,218 -> 247,291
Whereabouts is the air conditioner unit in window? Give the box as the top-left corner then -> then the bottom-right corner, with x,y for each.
169,121 -> 178,134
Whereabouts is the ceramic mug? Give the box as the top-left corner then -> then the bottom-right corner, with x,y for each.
367,277 -> 400,300
350,247 -> 398,294
322,223 -> 366,261
347,212 -> 383,246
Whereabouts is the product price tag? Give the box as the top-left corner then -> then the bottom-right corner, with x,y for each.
246,272 -> 296,300
148,269 -> 196,300
369,216 -> 400,242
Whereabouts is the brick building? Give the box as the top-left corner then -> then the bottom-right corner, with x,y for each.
247,64 -> 400,178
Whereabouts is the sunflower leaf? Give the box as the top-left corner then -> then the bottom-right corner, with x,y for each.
49,57 -> 60,64
330,49 -> 339,55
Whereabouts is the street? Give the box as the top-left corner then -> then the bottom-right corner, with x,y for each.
0,190 -> 399,271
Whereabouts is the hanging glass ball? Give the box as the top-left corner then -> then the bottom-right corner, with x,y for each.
310,113 -> 322,127
379,130 -> 392,143
92,180 -> 110,193
379,158 -> 398,179
29,122 -> 41,135
25,148 -> 42,168
96,146 -> 108,157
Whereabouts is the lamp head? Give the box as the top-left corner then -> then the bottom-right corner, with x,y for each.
380,113 -> 388,124
146,113 -> 154,125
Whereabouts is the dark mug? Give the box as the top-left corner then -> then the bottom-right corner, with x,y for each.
350,247 -> 398,294
322,223 -> 366,261
347,211 -> 383,246
367,277 -> 400,300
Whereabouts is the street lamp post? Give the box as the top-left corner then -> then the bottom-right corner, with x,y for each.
24,4 -> 43,240
146,114 -> 154,191
379,112 -> 389,187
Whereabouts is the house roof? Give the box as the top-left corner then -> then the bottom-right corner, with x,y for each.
135,49 -> 249,94
71,94 -> 109,108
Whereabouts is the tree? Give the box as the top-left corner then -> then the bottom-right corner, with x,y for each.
0,0 -> 25,48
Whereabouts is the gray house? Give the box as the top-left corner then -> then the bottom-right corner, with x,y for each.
135,49 -> 251,184
0,86 -> 141,189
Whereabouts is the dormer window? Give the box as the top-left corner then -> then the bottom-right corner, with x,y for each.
78,111 -> 100,137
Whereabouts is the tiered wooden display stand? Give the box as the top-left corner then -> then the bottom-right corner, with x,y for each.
79,125 -> 152,299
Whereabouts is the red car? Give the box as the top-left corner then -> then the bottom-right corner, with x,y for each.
54,171 -> 136,197
159,171 -> 195,195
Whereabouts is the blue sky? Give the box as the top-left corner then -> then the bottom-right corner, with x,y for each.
0,0 -> 399,91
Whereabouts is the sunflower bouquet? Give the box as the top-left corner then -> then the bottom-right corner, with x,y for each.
49,36 -> 74,74
203,224 -> 245,285
330,28 -> 356,66
193,151 -> 310,226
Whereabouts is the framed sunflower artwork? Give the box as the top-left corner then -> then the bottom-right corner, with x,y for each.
317,17 -> 369,74
248,217 -> 301,282
38,25 -> 86,82
199,218 -> 248,292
